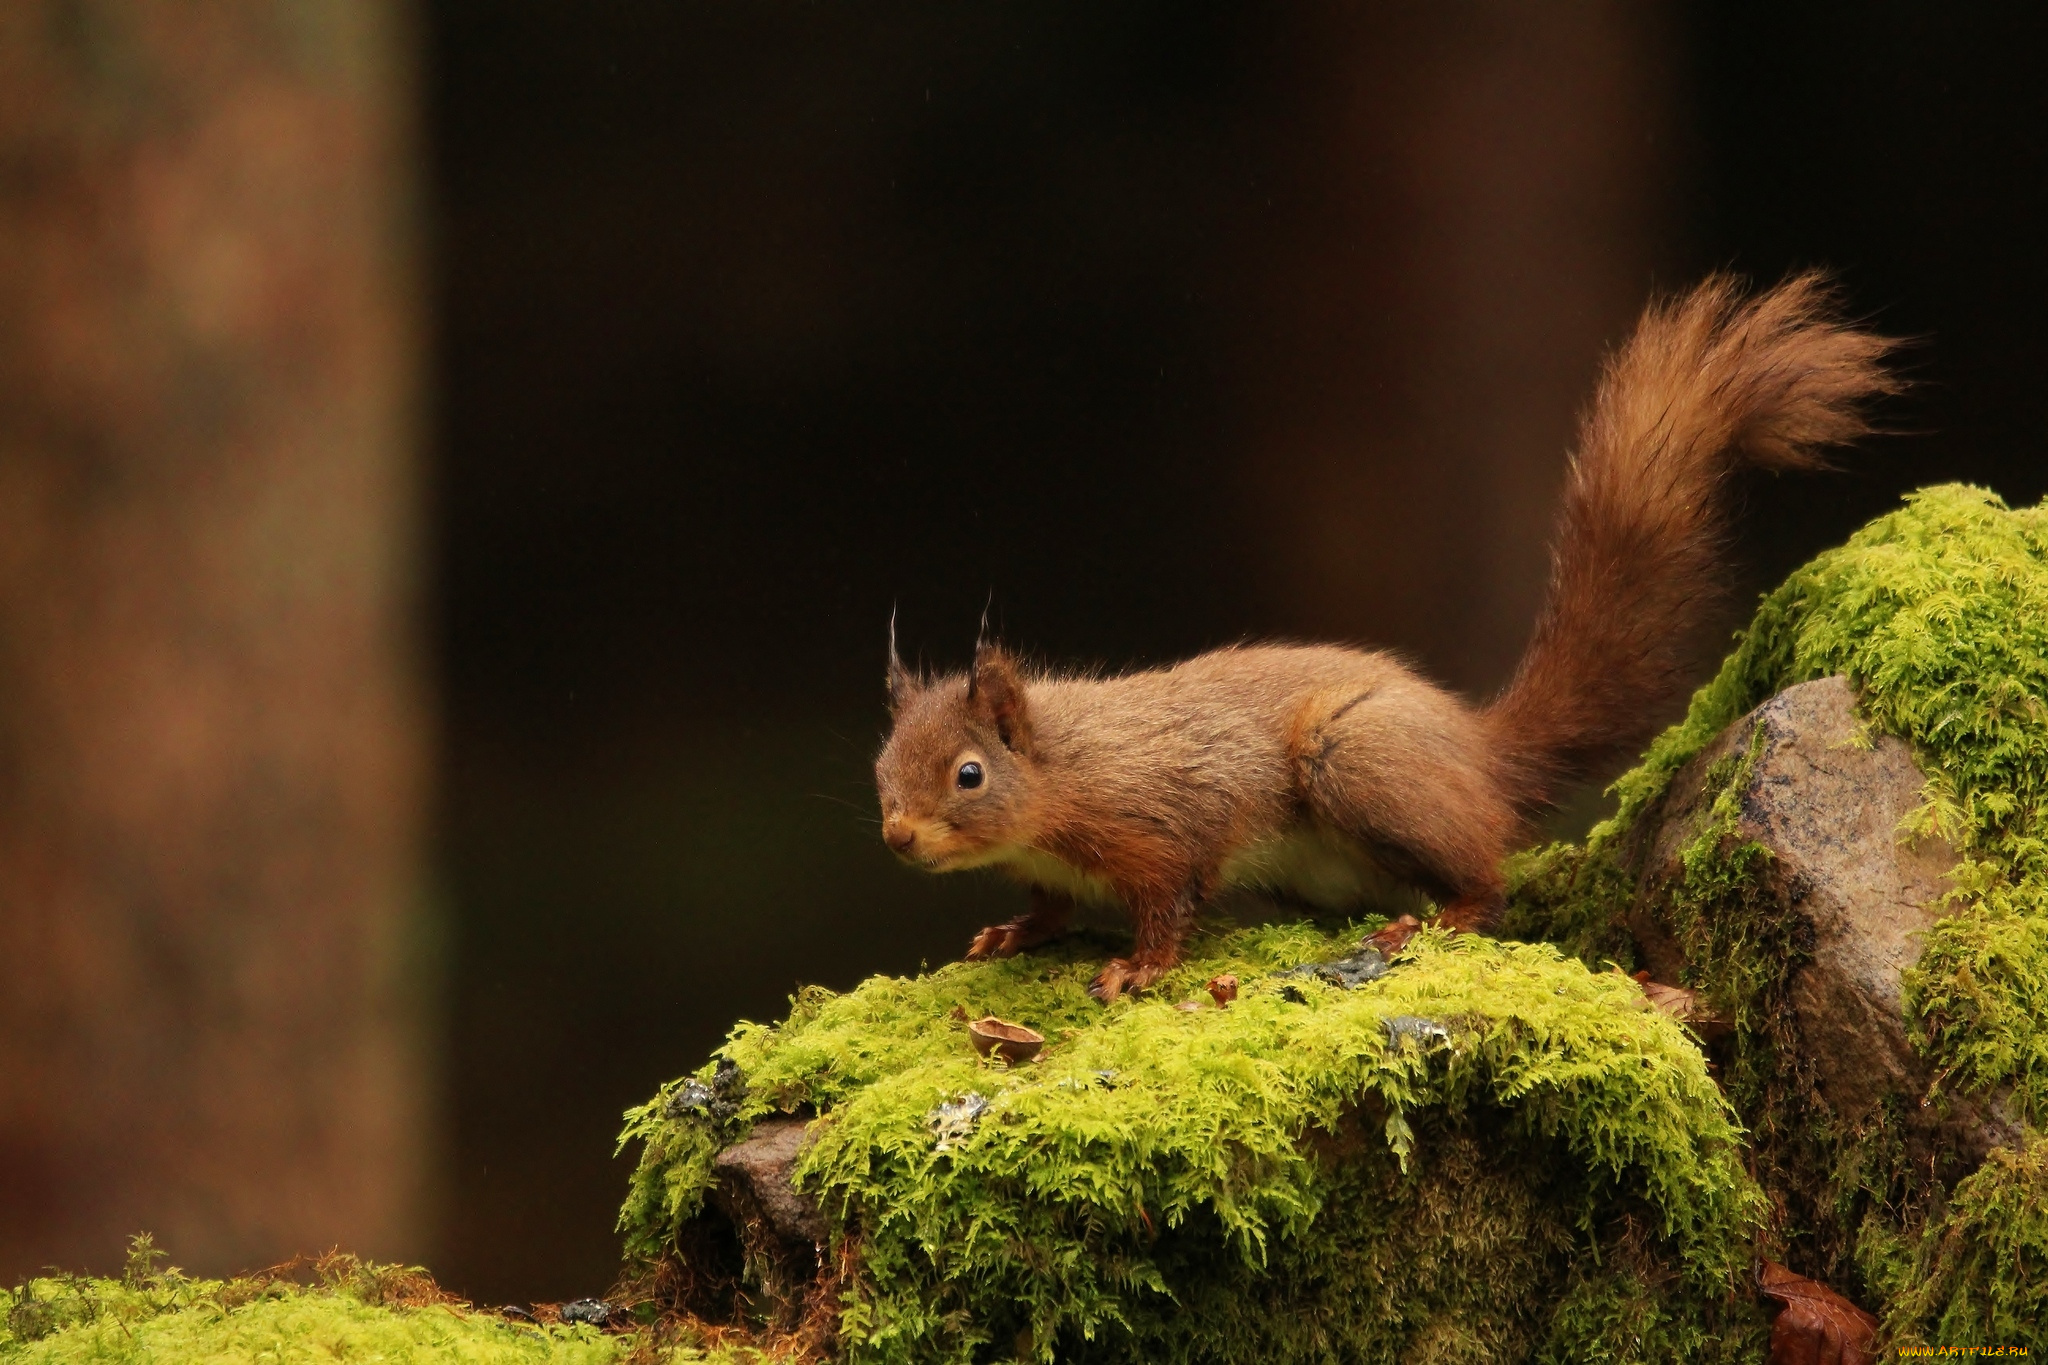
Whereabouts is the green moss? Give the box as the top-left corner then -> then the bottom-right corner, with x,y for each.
0,1242 -> 627,1364
620,922 -> 1763,1363
1875,1132 -> 2048,1346
1506,484 -> 2048,1349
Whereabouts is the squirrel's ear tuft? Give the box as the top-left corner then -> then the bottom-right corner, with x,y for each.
886,610 -> 918,714
969,643 -> 1033,755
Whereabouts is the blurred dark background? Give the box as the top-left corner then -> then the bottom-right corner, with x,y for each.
3,0 -> 2043,1308
427,2 -> 2046,1299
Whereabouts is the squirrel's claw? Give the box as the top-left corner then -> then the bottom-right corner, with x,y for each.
1089,956 -> 1166,1003
967,921 -> 1037,960
968,910 -> 1071,961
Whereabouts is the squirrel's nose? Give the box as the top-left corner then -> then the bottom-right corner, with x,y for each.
883,819 -> 917,854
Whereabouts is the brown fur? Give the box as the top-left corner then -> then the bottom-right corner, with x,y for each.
874,273 -> 1897,1001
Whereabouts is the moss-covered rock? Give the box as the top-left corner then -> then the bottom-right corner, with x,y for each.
1506,483 -> 2048,1350
618,923 -> 1764,1363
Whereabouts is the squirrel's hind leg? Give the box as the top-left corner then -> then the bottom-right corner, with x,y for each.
967,887 -> 1076,961
1291,686 -> 1515,932
1434,888 -> 1506,933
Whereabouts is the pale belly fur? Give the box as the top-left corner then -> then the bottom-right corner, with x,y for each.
985,822 -> 1412,914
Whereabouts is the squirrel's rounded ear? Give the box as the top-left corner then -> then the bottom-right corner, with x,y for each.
969,643 -> 1032,755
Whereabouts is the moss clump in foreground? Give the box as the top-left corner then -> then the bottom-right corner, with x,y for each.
619,921 -> 1764,1364
1506,484 -> 2048,1350
0,1242 -> 631,1365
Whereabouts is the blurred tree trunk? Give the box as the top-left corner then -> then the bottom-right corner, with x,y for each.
0,1 -> 429,1279
1235,1 -> 1684,696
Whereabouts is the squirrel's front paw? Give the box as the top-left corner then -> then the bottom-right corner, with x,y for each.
966,923 -> 1023,960
1088,957 -> 1165,1003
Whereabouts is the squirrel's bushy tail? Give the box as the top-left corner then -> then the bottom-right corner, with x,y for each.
1483,271 -> 1899,812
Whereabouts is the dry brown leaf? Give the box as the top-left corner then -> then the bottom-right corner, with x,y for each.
1760,1260 -> 1878,1365
1204,974 -> 1239,1007
1640,980 -> 1698,1016
1638,978 -> 1733,1041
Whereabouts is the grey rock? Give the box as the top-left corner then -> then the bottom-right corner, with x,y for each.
926,1092 -> 989,1150
1056,1070 -> 1118,1092
664,1078 -> 715,1118
1382,1015 -> 1451,1049
1630,676 -> 2020,1166
1281,945 -> 1393,990
665,1057 -> 747,1122
711,1116 -> 827,1245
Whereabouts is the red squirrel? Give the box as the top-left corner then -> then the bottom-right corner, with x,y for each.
874,274 -> 1897,1001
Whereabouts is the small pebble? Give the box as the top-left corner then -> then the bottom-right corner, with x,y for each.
1281,946 -> 1392,990
664,1058 -> 747,1122
928,1091 -> 990,1149
1381,1015 -> 1451,1048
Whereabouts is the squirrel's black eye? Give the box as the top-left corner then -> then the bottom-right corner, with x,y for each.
956,761 -> 985,790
